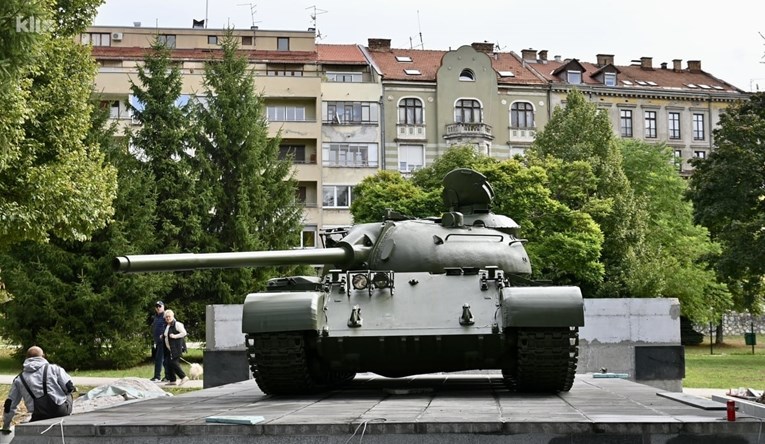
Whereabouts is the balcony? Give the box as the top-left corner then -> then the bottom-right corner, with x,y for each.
396,124 -> 426,141
508,127 -> 536,142
444,122 -> 494,142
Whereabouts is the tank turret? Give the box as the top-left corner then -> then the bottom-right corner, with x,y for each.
114,169 -> 584,395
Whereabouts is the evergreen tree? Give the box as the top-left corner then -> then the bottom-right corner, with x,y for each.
0,103 -> 168,368
192,31 -> 304,315
127,39 -> 207,331
529,89 -> 643,297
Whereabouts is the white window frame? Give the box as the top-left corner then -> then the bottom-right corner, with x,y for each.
300,225 -> 317,248
567,70 -> 582,84
397,97 -> 424,125
398,144 -> 424,172
325,72 -> 362,83
267,105 -> 306,122
322,143 -> 378,167
693,113 -> 705,140
322,185 -> 353,208
604,72 -> 617,86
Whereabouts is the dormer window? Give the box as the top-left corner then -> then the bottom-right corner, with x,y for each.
567,70 -> 582,84
604,72 -> 616,86
459,69 -> 475,81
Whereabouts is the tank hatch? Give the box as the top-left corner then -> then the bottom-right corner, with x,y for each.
442,168 -> 520,232
442,168 -> 494,215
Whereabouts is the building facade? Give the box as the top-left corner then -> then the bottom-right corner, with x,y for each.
85,25 -> 748,247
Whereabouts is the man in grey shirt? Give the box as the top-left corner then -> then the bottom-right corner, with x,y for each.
2,346 -> 76,431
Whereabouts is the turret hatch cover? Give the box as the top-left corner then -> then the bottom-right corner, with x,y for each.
442,168 -> 494,212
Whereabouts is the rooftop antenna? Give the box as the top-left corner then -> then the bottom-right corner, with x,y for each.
409,10 -> 424,49
307,5 -> 328,40
238,3 -> 261,28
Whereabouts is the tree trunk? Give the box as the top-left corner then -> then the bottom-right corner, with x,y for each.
715,323 -> 724,344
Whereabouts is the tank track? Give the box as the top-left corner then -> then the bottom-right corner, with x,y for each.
504,327 -> 579,392
245,332 -> 319,395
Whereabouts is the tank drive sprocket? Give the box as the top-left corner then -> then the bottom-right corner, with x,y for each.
503,327 -> 579,392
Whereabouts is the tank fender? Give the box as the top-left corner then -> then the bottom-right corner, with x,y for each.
501,286 -> 584,327
242,291 -> 324,334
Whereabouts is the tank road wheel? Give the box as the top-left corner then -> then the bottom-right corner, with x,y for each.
504,327 -> 579,393
245,332 -> 319,395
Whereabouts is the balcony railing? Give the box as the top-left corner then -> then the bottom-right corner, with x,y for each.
396,124 -> 426,140
444,122 -> 493,140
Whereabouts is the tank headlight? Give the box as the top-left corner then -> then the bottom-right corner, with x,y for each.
372,272 -> 390,289
351,273 -> 369,290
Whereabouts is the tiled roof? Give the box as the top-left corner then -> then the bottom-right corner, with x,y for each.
533,59 -> 742,93
367,46 -> 546,85
317,44 -> 367,64
91,47 -> 317,63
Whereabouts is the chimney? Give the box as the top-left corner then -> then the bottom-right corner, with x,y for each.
554,55 -> 562,62
672,59 -> 682,72
596,54 -> 614,66
660,62 -> 667,69
521,48 -> 537,62
471,41 -> 495,53
687,60 -> 702,73
538,50 -> 548,62
640,57 -> 653,70
367,38 -> 391,51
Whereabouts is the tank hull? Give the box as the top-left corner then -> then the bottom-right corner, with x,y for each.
242,270 -> 583,394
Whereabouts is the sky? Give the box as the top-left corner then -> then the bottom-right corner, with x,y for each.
95,0 -> 765,92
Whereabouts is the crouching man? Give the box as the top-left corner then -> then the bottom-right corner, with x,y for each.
1,346 -> 76,433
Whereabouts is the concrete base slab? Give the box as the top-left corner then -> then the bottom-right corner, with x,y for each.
11,374 -> 762,444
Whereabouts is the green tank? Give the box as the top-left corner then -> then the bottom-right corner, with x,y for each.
114,169 -> 583,394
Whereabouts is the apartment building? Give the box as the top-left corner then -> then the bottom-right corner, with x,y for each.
516,50 -> 746,175
85,25 -> 748,246
362,42 -> 747,176
84,25 -> 382,247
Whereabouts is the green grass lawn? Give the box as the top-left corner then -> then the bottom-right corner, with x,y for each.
683,335 -> 765,389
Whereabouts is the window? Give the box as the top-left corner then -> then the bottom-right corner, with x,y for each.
459,69 -> 475,81
693,114 -> 705,140
399,145 -> 424,172
301,226 -> 317,248
80,32 -> 111,46
278,145 -> 306,163
567,70 -> 582,84
398,98 -> 423,125
322,143 -> 378,167
644,110 -> 657,138
668,112 -> 681,139
241,36 -> 253,46
620,109 -> 633,137
323,185 -> 353,208
510,102 -> 534,128
694,150 -> 706,159
157,34 -> 176,48
266,105 -> 306,122
103,100 -> 120,119
673,150 -> 683,170
266,65 -> 303,76
277,37 -> 289,51
207,36 -> 218,45
454,99 -> 482,123
326,72 -> 362,82
604,72 -> 617,87
325,101 -> 379,124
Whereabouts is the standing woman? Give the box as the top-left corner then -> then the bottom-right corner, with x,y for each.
162,310 -> 188,386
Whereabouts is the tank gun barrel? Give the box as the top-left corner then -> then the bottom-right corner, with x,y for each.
113,248 -> 352,273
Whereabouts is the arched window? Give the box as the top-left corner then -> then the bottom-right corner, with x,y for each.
510,102 -> 534,128
454,99 -> 482,123
459,69 -> 475,81
398,98 -> 423,124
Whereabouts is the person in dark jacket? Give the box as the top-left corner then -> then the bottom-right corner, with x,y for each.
150,301 -> 169,382
161,310 -> 189,386
2,346 -> 76,432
